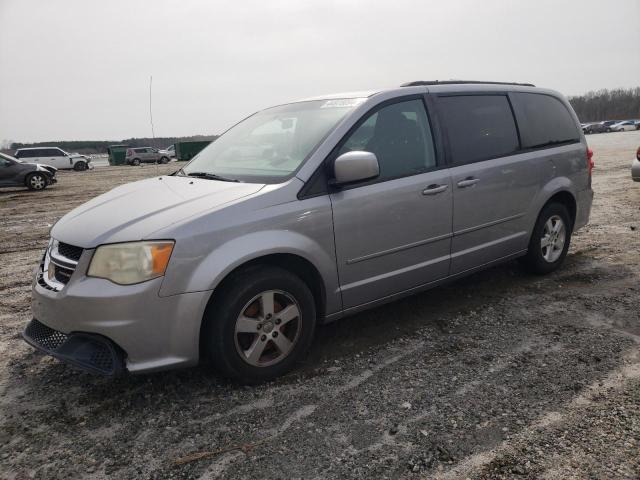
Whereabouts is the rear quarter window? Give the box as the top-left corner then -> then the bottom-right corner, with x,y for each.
509,92 -> 580,148
438,95 -> 519,165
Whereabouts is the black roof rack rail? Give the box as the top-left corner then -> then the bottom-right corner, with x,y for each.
401,80 -> 535,87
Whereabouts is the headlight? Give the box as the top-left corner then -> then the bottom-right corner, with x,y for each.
87,241 -> 174,285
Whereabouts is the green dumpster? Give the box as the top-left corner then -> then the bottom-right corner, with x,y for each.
107,145 -> 130,166
175,141 -> 211,161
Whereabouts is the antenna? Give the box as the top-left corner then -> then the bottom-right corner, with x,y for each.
149,75 -> 159,175
149,75 -> 155,138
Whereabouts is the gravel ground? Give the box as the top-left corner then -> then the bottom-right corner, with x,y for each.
1,132 -> 639,479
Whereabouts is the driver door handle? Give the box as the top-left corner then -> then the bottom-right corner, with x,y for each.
457,177 -> 480,188
422,184 -> 448,195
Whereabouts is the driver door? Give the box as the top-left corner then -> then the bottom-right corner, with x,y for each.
329,98 -> 453,308
0,157 -> 21,186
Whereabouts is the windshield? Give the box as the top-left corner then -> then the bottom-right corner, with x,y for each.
0,152 -> 18,163
182,98 -> 365,183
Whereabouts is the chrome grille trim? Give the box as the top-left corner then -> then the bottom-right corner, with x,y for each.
38,239 -> 84,292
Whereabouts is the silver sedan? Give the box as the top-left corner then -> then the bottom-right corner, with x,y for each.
633,147 -> 640,182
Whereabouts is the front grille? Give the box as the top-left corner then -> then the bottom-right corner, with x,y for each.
24,319 -> 68,350
57,242 -> 83,262
54,265 -> 74,284
38,240 -> 83,291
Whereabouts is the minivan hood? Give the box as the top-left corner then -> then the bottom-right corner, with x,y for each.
51,175 -> 265,248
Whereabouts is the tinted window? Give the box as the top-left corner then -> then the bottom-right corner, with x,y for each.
338,99 -> 436,180
0,158 -> 11,167
510,93 -> 580,148
439,95 -> 519,165
16,150 -> 36,158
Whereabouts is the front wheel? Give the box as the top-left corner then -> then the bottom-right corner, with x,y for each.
73,161 -> 87,171
131,158 -> 140,166
520,203 -> 572,274
203,266 -> 317,383
159,156 -> 169,164
26,172 -> 48,191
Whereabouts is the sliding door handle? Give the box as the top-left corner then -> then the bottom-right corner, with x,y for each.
422,184 -> 448,195
457,177 -> 480,188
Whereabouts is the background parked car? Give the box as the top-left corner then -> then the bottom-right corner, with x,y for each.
611,120 -> 637,132
600,120 -> 621,132
125,147 -> 171,165
165,145 -> 176,158
14,147 -> 92,171
0,152 -> 57,190
632,147 -> 640,182
583,122 -> 609,134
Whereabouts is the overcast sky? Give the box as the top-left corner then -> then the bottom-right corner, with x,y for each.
1,0 -> 639,144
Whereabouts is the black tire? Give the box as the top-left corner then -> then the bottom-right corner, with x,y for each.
131,158 -> 140,166
26,172 -> 48,191
73,161 -> 87,171
160,156 -> 169,164
520,202 -> 572,275
202,265 -> 317,383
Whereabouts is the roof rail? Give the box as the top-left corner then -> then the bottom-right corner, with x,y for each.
401,80 -> 535,87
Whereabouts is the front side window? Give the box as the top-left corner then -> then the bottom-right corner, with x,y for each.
510,92 -> 580,148
439,95 -> 519,165
338,99 -> 437,180
183,98 -> 364,183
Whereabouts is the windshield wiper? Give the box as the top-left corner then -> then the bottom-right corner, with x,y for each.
184,171 -> 240,182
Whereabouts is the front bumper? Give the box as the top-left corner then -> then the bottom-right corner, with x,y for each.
632,158 -> 640,182
23,319 -> 125,375
29,249 -> 212,374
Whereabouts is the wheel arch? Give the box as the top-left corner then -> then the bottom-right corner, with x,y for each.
205,252 -> 327,319
543,190 -> 577,229
197,252 -> 328,361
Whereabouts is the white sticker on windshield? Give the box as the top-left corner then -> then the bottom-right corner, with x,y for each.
320,98 -> 366,109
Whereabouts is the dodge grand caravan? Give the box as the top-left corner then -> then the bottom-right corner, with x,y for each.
24,81 -> 594,382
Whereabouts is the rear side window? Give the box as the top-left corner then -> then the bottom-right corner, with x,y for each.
510,93 -> 580,148
438,95 -> 519,165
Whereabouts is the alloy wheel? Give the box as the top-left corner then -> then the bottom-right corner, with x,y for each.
29,174 -> 46,190
234,290 -> 302,367
540,214 -> 566,263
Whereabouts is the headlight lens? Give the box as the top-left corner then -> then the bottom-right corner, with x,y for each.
87,241 -> 174,285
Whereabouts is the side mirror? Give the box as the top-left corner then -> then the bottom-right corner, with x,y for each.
332,151 -> 379,186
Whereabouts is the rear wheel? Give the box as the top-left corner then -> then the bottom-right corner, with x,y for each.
26,172 -> 47,191
73,161 -> 87,171
203,266 -> 316,383
520,203 -> 572,274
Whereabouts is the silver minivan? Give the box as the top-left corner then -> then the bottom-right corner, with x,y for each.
24,81 -> 594,382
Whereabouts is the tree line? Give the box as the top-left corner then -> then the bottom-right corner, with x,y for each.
8,135 -> 218,154
568,87 -> 640,122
